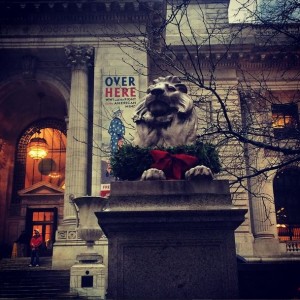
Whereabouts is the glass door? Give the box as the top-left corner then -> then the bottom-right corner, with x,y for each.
26,208 -> 57,256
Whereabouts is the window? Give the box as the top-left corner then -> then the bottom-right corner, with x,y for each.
25,127 -> 66,189
274,168 -> 300,241
13,119 -> 66,200
272,103 -> 299,138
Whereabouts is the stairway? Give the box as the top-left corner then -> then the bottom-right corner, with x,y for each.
0,257 -> 84,299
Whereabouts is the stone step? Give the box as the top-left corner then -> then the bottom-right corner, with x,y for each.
0,257 -> 52,270
0,294 -> 83,299
0,258 -> 86,299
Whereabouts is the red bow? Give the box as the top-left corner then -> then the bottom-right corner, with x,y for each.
150,150 -> 198,180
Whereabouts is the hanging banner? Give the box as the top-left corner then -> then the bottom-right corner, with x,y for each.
100,75 -> 139,188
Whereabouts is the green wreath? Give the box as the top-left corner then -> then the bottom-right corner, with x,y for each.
110,139 -> 221,181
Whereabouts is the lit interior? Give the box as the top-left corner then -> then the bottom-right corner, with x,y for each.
26,128 -> 66,189
272,113 -> 294,128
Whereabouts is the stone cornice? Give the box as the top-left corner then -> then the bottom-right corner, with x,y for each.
159,47 -> 300,69
0,0 -> 163,11
0,1 -> 164,24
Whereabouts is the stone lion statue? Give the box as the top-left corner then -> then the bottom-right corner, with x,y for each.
132,76 -> 213,180
133,76 -> 197,148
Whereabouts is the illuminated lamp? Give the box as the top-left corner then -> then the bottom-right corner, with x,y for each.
27,137 -> 49,160
27,92 -> 49,160
49,172 -> 61,178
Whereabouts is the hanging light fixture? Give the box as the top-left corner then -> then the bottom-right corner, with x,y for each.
27,92 -> 49,160
27,136 -> 49,159
48,172 -> 61,178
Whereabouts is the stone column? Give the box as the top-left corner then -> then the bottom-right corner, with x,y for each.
63,45 -> 94,224
250,181 -> 276,238
240,90 -> 279,256
249,174 -> 280,256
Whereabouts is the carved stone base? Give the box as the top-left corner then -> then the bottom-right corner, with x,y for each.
96,180 -> 247,299
76,253 -> 103,263
253,237 -> 280,257
70,263 -> 106,299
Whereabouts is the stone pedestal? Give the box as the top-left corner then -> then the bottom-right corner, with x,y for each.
70,262 -> 106,299
96,180 -> 247,300
69,196 -> 108,298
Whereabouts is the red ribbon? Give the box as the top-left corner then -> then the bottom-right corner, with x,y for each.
150,150 -> 198,180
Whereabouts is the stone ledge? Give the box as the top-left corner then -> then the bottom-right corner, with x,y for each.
97,208 -> 247,234
111,179 -> 230,196
108,179 -> 232,210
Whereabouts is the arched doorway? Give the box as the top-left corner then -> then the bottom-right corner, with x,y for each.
274,167 -> 300,241
15,120 -> 66,256
0,62 -> 69,256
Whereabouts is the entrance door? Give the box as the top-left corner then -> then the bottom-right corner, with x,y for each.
26,208 -> 57,256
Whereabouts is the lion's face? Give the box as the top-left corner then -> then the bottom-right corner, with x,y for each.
133,76 -> 195,124
145,81 -> 181,117
132,76 -> 198,147
144,77 -> 191,118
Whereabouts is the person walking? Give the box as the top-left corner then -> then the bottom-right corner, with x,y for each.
29,229 -> 43,267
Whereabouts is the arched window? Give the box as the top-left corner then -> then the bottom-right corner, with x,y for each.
25,127 -> 66,189
274,167 -> 300,241
12,119 -> 66,203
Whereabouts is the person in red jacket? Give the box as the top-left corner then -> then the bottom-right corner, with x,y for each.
29,229 -> 43,267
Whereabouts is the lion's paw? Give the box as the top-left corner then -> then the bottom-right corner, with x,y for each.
141,168 -> 166,181
185,165 -> 213,180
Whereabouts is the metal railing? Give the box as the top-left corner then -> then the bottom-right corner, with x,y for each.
277,225 -> 300,252
286,241 -> 300,252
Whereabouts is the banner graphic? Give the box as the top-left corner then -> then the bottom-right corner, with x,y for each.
100,75 -> 139,189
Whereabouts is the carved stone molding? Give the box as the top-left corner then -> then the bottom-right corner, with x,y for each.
162,48 -> 300,69
56,229 -> 78,241
21,55 -> 37,79
0,1 -> 164,26
65,45 -> 94,70
0,1 -> 162,14
1,0 -> 163,12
